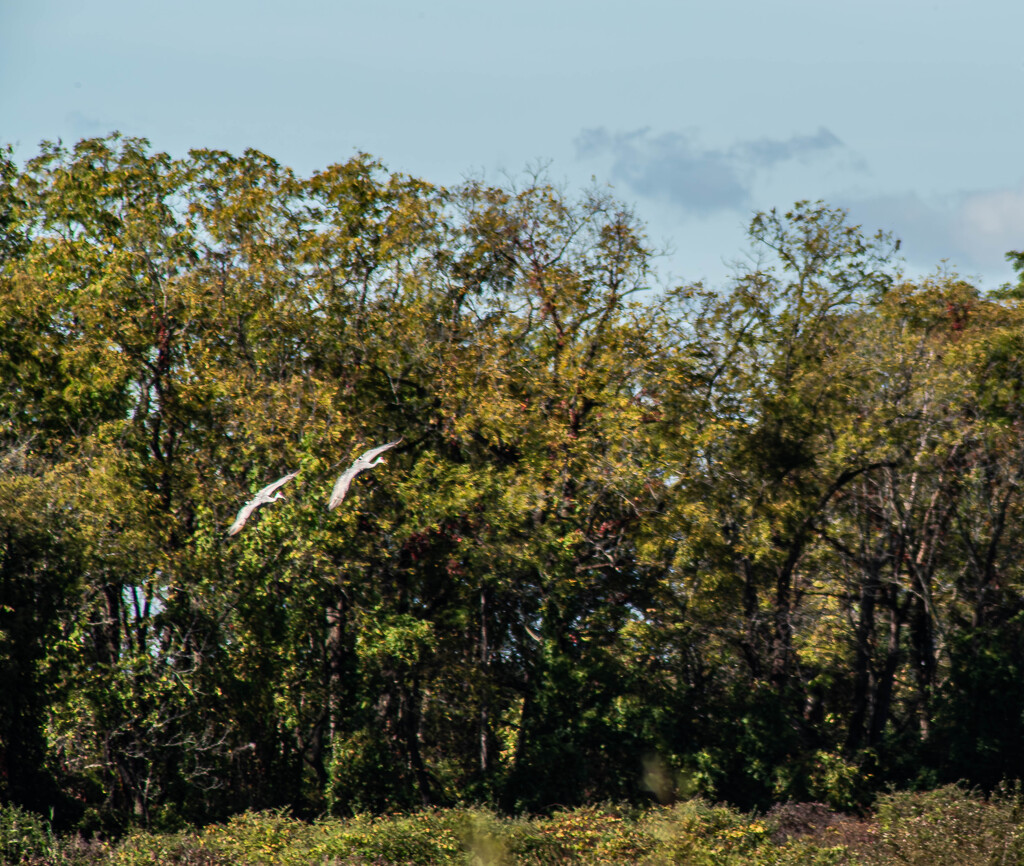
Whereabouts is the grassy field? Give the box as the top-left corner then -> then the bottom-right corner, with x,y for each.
4,785 -> 1024,865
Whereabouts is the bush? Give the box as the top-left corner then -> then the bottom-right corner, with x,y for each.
103,803 -> 849,864
508,805 -> 652,864
868,784 -> 1024,866
61,795 -> 1024,865
345,812 -> 463,865
0,804 -> 51,865
640,799 -> 848,866
108,830 -> 232,866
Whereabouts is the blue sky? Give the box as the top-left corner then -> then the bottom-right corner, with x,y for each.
3,0 -> 1023,289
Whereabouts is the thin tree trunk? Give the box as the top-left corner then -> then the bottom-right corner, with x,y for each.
479,585 -> 490,774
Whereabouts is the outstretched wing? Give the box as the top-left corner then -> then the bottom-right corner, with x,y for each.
227,500 -> 257,536
358,438 -> 403,466
328,465 -> 359,511
258,471 -> 299,500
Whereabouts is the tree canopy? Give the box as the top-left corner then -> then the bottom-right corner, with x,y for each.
3,134 -> 1024,830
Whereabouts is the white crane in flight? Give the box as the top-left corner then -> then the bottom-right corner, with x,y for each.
328,439 -> 403,511
227,471 -> 299,536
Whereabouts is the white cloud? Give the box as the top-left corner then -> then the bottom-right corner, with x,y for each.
575,126 -> 846,217
959,186 -> 1024,261
840,182 -> 1024,287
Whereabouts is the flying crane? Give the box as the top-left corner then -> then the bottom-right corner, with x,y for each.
328,438 -> 403,511
227,471 -> 299,536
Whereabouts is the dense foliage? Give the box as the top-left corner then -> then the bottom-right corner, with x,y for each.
2,134 -> 1024,832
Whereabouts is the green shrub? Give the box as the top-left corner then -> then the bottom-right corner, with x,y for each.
639,799 -> 848,866
774,750 -> 872,814
351,811 -> 464,865
0,804 -> 51,865
41,835 -> 112,866
104,803 -> 854,865
642,799 -> 767,864
507,805 -> 652,864
89,795 -> 1024,865
189,809 -> 468,865
200,810 -> 314,865
868,784 -> 1024,866
109,829 -> 232,866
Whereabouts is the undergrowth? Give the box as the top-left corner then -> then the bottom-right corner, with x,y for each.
4,785 -> 1024,864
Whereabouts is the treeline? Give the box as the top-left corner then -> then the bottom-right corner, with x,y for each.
2,134 -> 1024,832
